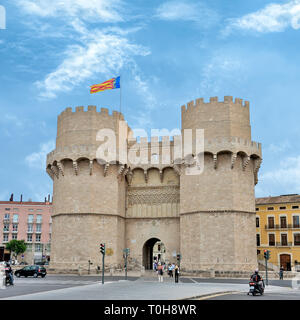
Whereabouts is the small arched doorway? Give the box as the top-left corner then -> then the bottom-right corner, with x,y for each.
143,238 -> 166,270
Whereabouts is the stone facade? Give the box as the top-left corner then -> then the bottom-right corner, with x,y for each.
46,96 -> 262,273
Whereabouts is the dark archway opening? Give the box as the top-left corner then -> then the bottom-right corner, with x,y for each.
143,238 -> 160,270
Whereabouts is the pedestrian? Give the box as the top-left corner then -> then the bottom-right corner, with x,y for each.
168,264 -> 173,277
157,263 -> 164,282
174,264 -> 179,283
279,265 -> 284,280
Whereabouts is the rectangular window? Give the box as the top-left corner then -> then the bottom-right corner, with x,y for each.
12,224 -> 18,232
35,243 -> 42,252
36,214 -> 42,223
27,214 -> 34,223
3,224 -> 9,232
3,234 -> 8,242
269,234 -> 275,246
36,209 -> 42,212
27,224 -> 33,232
281,234 -> 288,246
256,217 -> 260,228
13,208 -> 19,211
280,216 -> 287,228
268,207 -> 274,211
27,234 -> 32,242
4,213 -> 10,220
256,208 -> 259,211
292,205 -> 299,209
280,206 -> 286,210
294,233 -> 300,246
12,214 -> 18,223
12,234 -> 18,240
256,234 -> 260,246
35,234 -> 41,242
28,209 -> 34,212
36,224 -> 41,233
293,216 -> 300,228
26,244 -> 32,252
5,208 -> 10,211
268,217 -> 275,228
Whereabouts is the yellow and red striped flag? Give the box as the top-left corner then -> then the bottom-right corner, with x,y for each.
90,76 -> 120,94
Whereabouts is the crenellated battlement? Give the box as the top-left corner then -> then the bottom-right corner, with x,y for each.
181,96 -> 249,113
58,105 -> 125,120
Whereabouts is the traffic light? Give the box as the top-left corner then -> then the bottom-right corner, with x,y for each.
264,249 -> 270,260
100,243 -> 105,255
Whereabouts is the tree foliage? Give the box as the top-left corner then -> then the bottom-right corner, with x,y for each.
5,240 -> 27,255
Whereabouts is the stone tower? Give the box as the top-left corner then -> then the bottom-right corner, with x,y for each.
46,96 -> 262,274
180,96 -> 262,272
47,106 -> 129,270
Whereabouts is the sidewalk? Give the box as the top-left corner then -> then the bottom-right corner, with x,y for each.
1,278 -> 294,300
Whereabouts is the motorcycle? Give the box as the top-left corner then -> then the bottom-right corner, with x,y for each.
248,279 -> 264,296
5,267 -> 13,286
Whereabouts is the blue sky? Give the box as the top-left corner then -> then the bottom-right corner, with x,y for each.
1,0 -> 300,201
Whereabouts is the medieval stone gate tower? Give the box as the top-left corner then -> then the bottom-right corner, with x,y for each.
46,96 -> 262,273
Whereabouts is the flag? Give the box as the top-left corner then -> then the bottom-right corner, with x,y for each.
90,76 -> 120,94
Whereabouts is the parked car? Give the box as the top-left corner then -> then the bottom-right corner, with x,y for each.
14,265 -> 47,278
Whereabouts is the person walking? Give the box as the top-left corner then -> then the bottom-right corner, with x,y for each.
279,266 -> 284,280
168,264 -> 173,278
157,263 -> 164,282
174,264 -> 179,283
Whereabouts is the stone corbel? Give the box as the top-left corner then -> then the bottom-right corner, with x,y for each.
46,167 -> 54,179
254,158 -> 262,185
89,160 -> 93,175
123,167 -> 129,176
213,154 -> 217,169
57,161 -> 64,176
231,153 -> 237,169
160,169 -> 163,183
173,164 -> 182,176
73,161 -> 78,175
242,156 -> 250,171
118,164 -> 125,176
126,171 -> 133,186
51,165 -> 59,179
103,163 -> 109,177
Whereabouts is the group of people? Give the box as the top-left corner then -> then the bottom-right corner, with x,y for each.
154,261 -> 180,283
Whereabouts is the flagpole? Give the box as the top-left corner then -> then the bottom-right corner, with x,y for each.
119,75 -> 122,114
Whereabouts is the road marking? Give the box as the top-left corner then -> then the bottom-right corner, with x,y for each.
196,291 -> 240,300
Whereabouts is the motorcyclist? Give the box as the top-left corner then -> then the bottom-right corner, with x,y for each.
250,268 -> 263,293
5,263 -> 14,286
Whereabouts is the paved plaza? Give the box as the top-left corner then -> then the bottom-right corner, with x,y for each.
0,275 -> 298,300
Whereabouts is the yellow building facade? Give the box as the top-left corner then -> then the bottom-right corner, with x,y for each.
256,194 -> 300,271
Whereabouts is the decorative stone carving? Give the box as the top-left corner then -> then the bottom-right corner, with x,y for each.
127,186 -> 179,206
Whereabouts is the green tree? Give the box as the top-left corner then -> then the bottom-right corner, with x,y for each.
6,240 -> 26,260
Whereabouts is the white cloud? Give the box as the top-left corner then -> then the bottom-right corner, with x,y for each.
25,141 -> 55,169
258,155 -> 300,195
15,0 -> 151,99
17,0 -> 124,22
155,0 -> 219,26
36,29 -> 150,99
267,141 -> 292,154
225,0 -> 300,35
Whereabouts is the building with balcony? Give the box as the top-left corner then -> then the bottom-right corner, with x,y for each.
0,199 -> 52,264
256,194 -> 300,271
